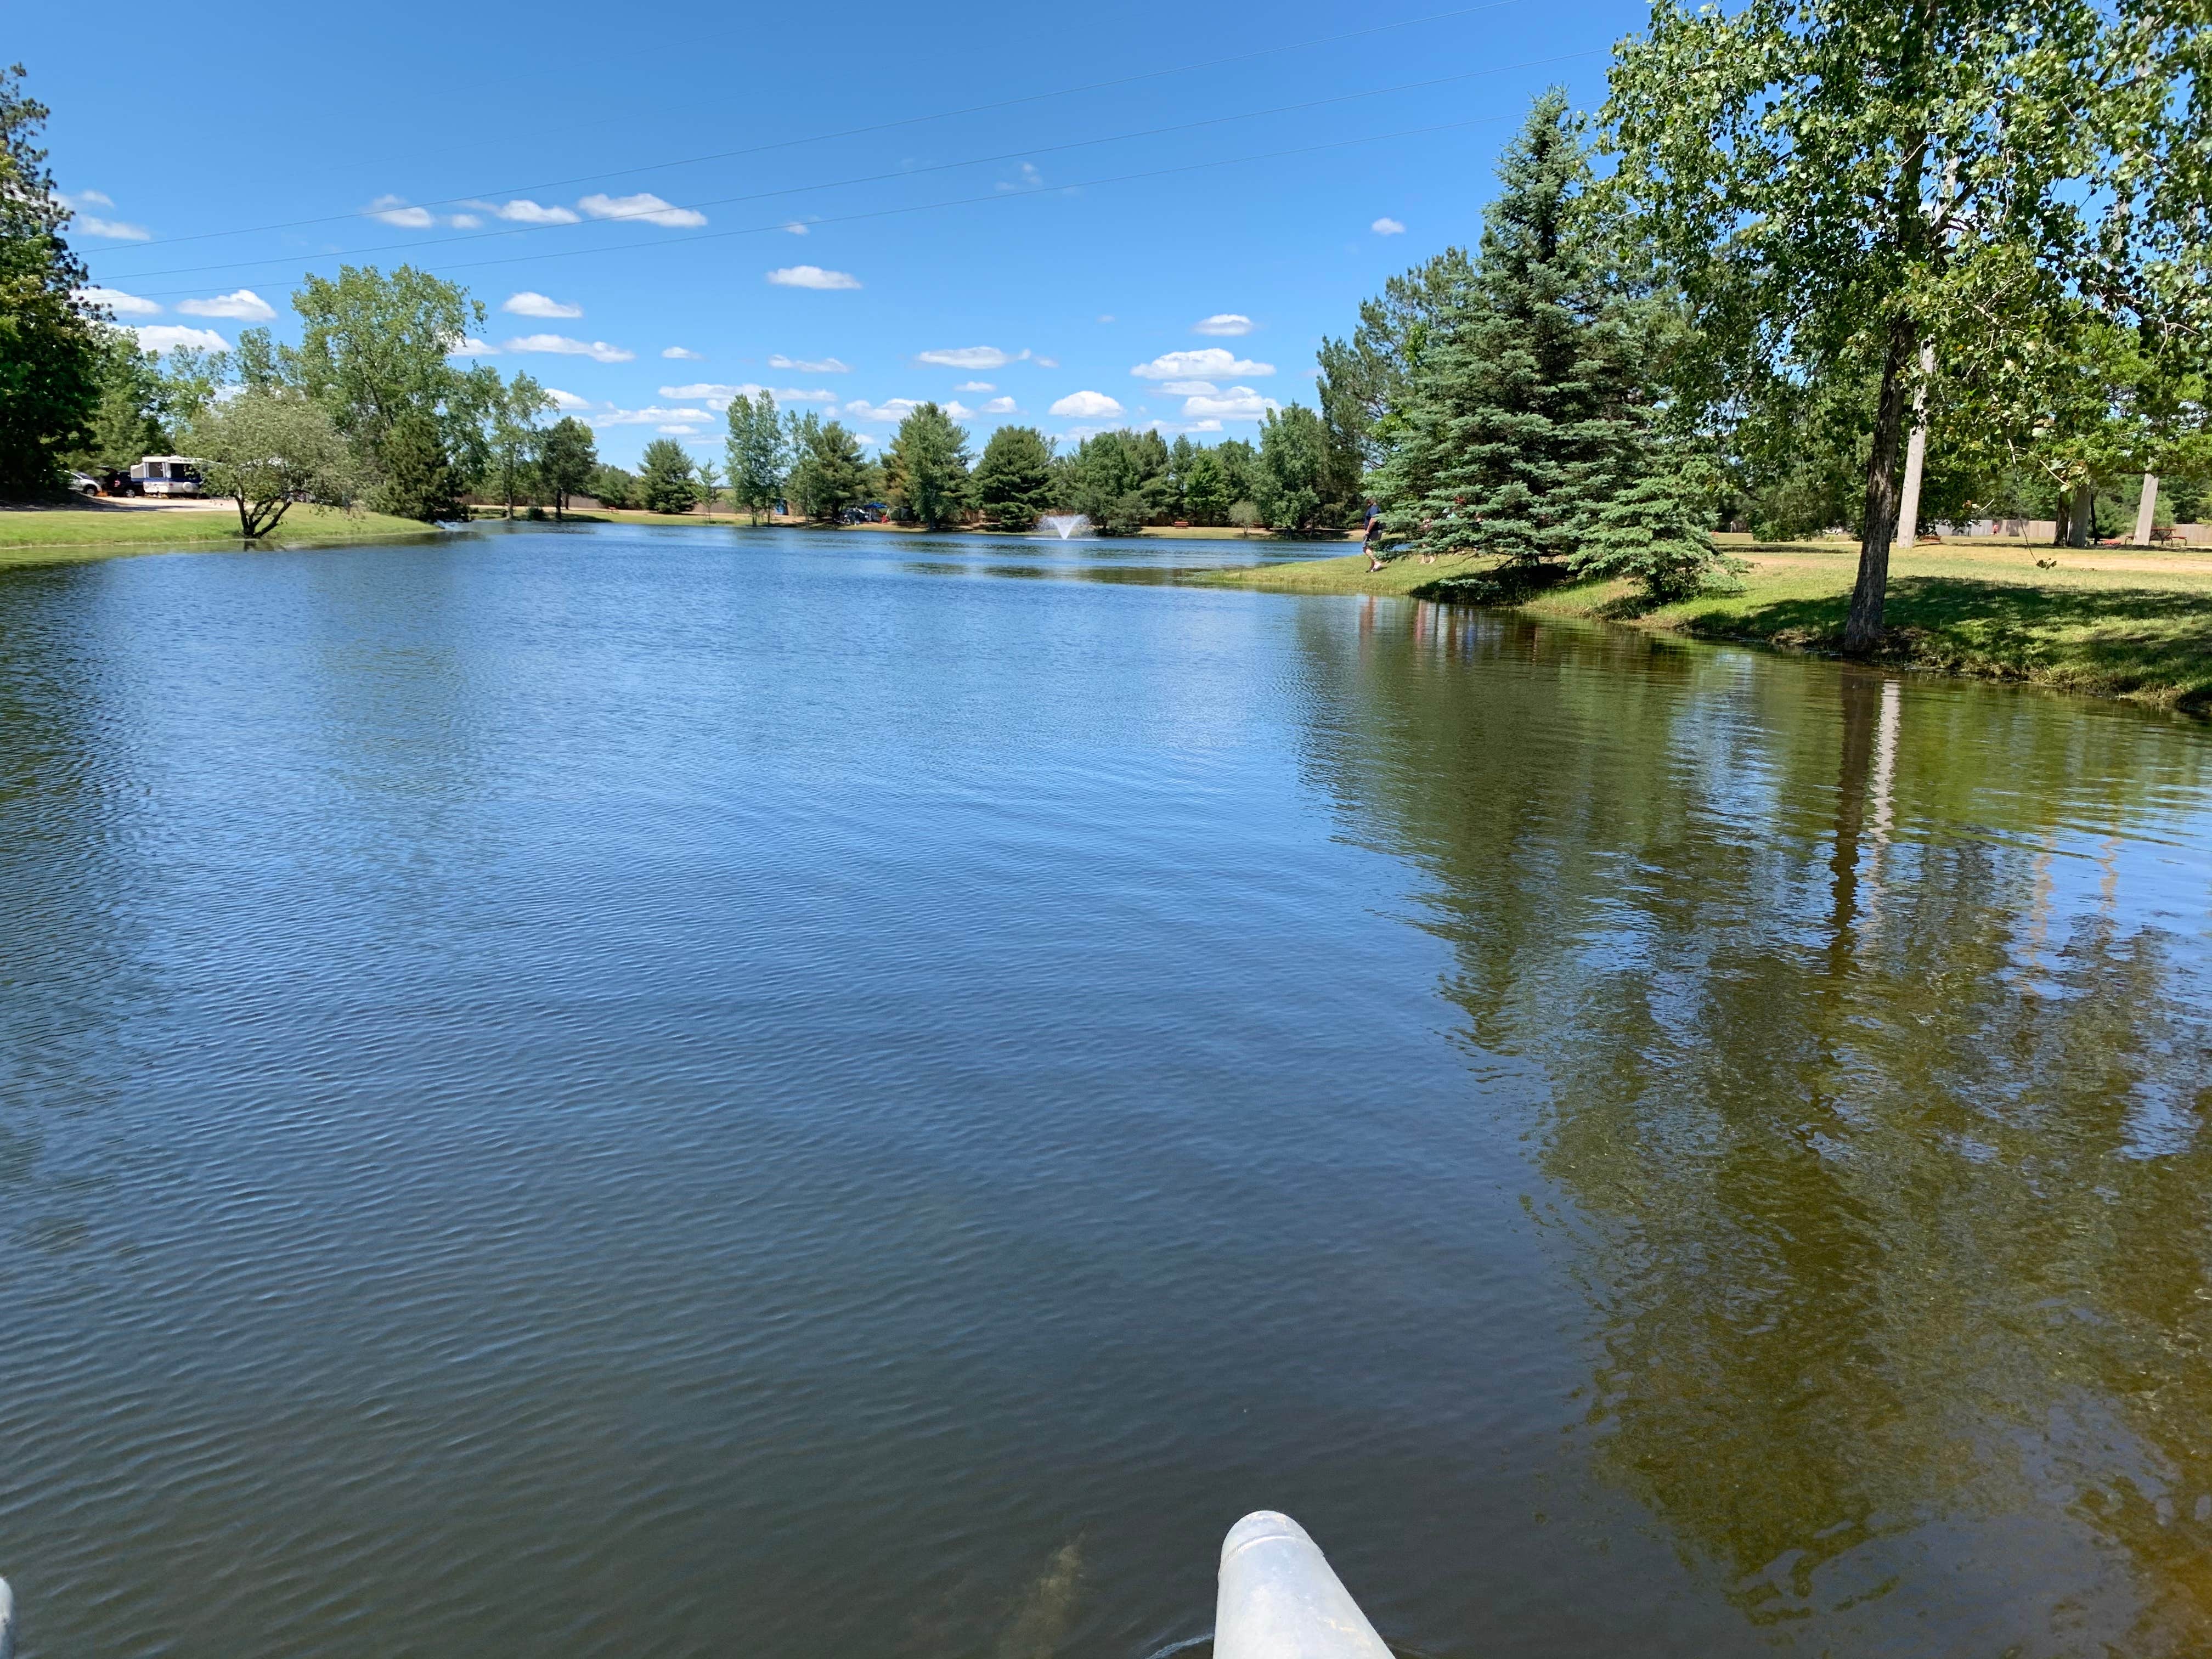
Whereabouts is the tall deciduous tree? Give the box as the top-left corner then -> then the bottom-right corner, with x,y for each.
724,391 -> 787,523
0,64 -> 99,495
1254,404 -> 1334,533
283,264 -> 487,467
490,372 -> 553,517
72,325 -> 168,472
973,425 -> 1057,530
639,437 -> 699,514
539,416 -> 596,520
1603,0 -> 2212,648
882,402 -> 972,529
190,389 -> 359,538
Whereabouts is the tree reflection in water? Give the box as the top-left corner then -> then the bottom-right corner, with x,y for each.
1300,600 -> 2212,1652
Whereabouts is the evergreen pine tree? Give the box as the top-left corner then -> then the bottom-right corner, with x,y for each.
377,410 -> 464,522
973,425 -> 1056,530
1567,444 -> 1741,601
639,437 -> 699,514
882,402 -> 972,529
1180,448 -> 1231,525
1371,91 -> 1638,571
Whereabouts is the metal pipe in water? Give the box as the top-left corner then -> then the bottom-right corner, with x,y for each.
2,1575 -> 16,1659
1215,1511 -> 1391,1659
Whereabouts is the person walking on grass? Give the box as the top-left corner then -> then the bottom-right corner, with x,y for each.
1364,500 -> 1387,572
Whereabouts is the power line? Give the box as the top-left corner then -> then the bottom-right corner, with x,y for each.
99,49 -> 1600,287
129,112 -> 1517,302
108,0 -> 1530,251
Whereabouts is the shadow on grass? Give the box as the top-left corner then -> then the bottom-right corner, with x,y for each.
1684,576 -> 2212,708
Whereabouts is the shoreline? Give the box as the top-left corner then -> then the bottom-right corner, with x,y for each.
9,510 -> 2203,715
0,505 -> 450,569
1192,544 -> 2212,714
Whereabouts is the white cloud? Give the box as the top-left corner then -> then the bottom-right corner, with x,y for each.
77,214 -> 150,240
483,199 -> 582,225
1097,314 -> 1115,323
980,396 -> 1017,414
580,191 -> 708,229
448,213 -> 482,229
844,398 -> 922,423
593,405 -> 713,426
1035,356 -> 1059,368
943,401 -> 975,419
917,345 -> 1026,369
997,162 -> 1046,193
1192,313 -> 1254,336
767,264 -> 861,290
368,194 -> 436,228
1158,379 -> 1218,396
1372,217 -> 1407,236
132,324 -> 228,355
177,288 -> 276,321
546,387 -> 592,411
1182,385 -> 1278,420
770,354 -> 852,373
74,285 -> 161,317
503,291 -> 583,319
658,424 -> 701,435
1049,390 -> 1124,419
662,346 -> 704,360
660,382 -> 836,410
504,334 -> 635,363
1132,347 -> 1274,380
447,336 -> 499,356
954,380 -> 995,392
783,221 -> 809,235
60,192 -> 150,239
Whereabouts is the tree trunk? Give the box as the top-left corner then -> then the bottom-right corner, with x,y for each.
2133,472 -> 2157,545
1892,345 -> 1935,550
2067,482 -> 2091,548
1844,311 -> 1917,653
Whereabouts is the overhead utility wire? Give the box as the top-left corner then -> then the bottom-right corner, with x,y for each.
112,0 -> 1528,251
130,113 -> 1517,302
104,49 -> 1601,286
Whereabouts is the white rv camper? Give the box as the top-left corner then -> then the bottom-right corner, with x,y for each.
129,455 -> 204,497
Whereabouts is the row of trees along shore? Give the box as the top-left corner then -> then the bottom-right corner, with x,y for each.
585,396 -> 1334,537
9,0 -> 2212,647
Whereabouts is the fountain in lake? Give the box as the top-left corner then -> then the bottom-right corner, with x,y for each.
1039,513 -> 1091,540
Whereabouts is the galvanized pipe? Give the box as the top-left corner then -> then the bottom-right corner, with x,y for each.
1215,1511 -> 1391,1659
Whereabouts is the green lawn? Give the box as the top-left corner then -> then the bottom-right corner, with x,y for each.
0,504 -> 443,568
1197,538 -> 2212,712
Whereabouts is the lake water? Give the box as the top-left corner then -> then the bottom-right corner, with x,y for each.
5,524 -> 2212,1658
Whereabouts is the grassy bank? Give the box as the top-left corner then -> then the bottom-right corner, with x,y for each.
0,505 -> 444,569
1196,538 -> 2212,712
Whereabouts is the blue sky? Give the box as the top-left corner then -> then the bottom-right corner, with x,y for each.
27,0 -> 1644,466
